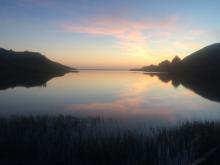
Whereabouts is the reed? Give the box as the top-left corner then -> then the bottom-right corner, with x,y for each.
0,115 -> 219,165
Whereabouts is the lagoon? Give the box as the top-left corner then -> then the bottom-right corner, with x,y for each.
0,70 -> 220,128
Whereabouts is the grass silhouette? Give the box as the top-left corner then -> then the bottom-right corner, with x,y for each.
0,115 -> 219,165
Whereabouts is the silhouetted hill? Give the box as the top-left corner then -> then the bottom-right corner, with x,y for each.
130,56 -> 181,72
180,43 -> 220,75
0,48 -> 77,77
133,43 -> 220,102
131,43 -> 220,76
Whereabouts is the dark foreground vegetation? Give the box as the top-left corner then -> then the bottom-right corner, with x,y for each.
0,116 -> 220,165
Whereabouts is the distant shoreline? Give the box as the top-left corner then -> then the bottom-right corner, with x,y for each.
78,68 -> 129,71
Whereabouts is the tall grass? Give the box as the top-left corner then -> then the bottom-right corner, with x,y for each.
0,115 -> 219,165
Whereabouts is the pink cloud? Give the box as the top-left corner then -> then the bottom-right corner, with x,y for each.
62,17 -> 178,56
63,17 -> 177,39
62,16 -> 209,61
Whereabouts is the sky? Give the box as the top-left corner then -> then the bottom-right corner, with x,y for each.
0,0 -> 220,69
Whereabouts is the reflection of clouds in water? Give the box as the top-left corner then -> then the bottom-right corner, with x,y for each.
119,74 -> 176,99
118,76 -> 159,98
0,71 -> 219,126
66,97 -> 178,123
65,75 -> 191,124
64,72 -> 220,126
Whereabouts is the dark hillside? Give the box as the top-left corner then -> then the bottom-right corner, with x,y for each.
0,48 -> 76,77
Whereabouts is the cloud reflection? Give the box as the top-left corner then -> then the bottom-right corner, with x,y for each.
65,73 -> 207,126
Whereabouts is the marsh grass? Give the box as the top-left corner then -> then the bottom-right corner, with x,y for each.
0,115 -> 219,165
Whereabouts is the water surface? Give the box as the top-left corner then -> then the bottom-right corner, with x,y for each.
0,71 -> 220,127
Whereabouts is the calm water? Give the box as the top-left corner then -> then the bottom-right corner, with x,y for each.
0,70 -> 220,127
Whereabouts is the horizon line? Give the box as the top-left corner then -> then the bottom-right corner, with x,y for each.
78,68 -> 129,71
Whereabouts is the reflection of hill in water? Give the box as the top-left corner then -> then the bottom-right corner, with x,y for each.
0,47 -> 78,90
0,74 -> 62,90
146,73 -> 220,103
137,43 -> 220,103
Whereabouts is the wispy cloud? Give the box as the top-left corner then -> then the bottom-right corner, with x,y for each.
62,16 -> 207,63
63,17 -> 177,35
62,17 -> 177,57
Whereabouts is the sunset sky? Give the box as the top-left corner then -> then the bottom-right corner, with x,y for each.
0,0 -> 220,69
